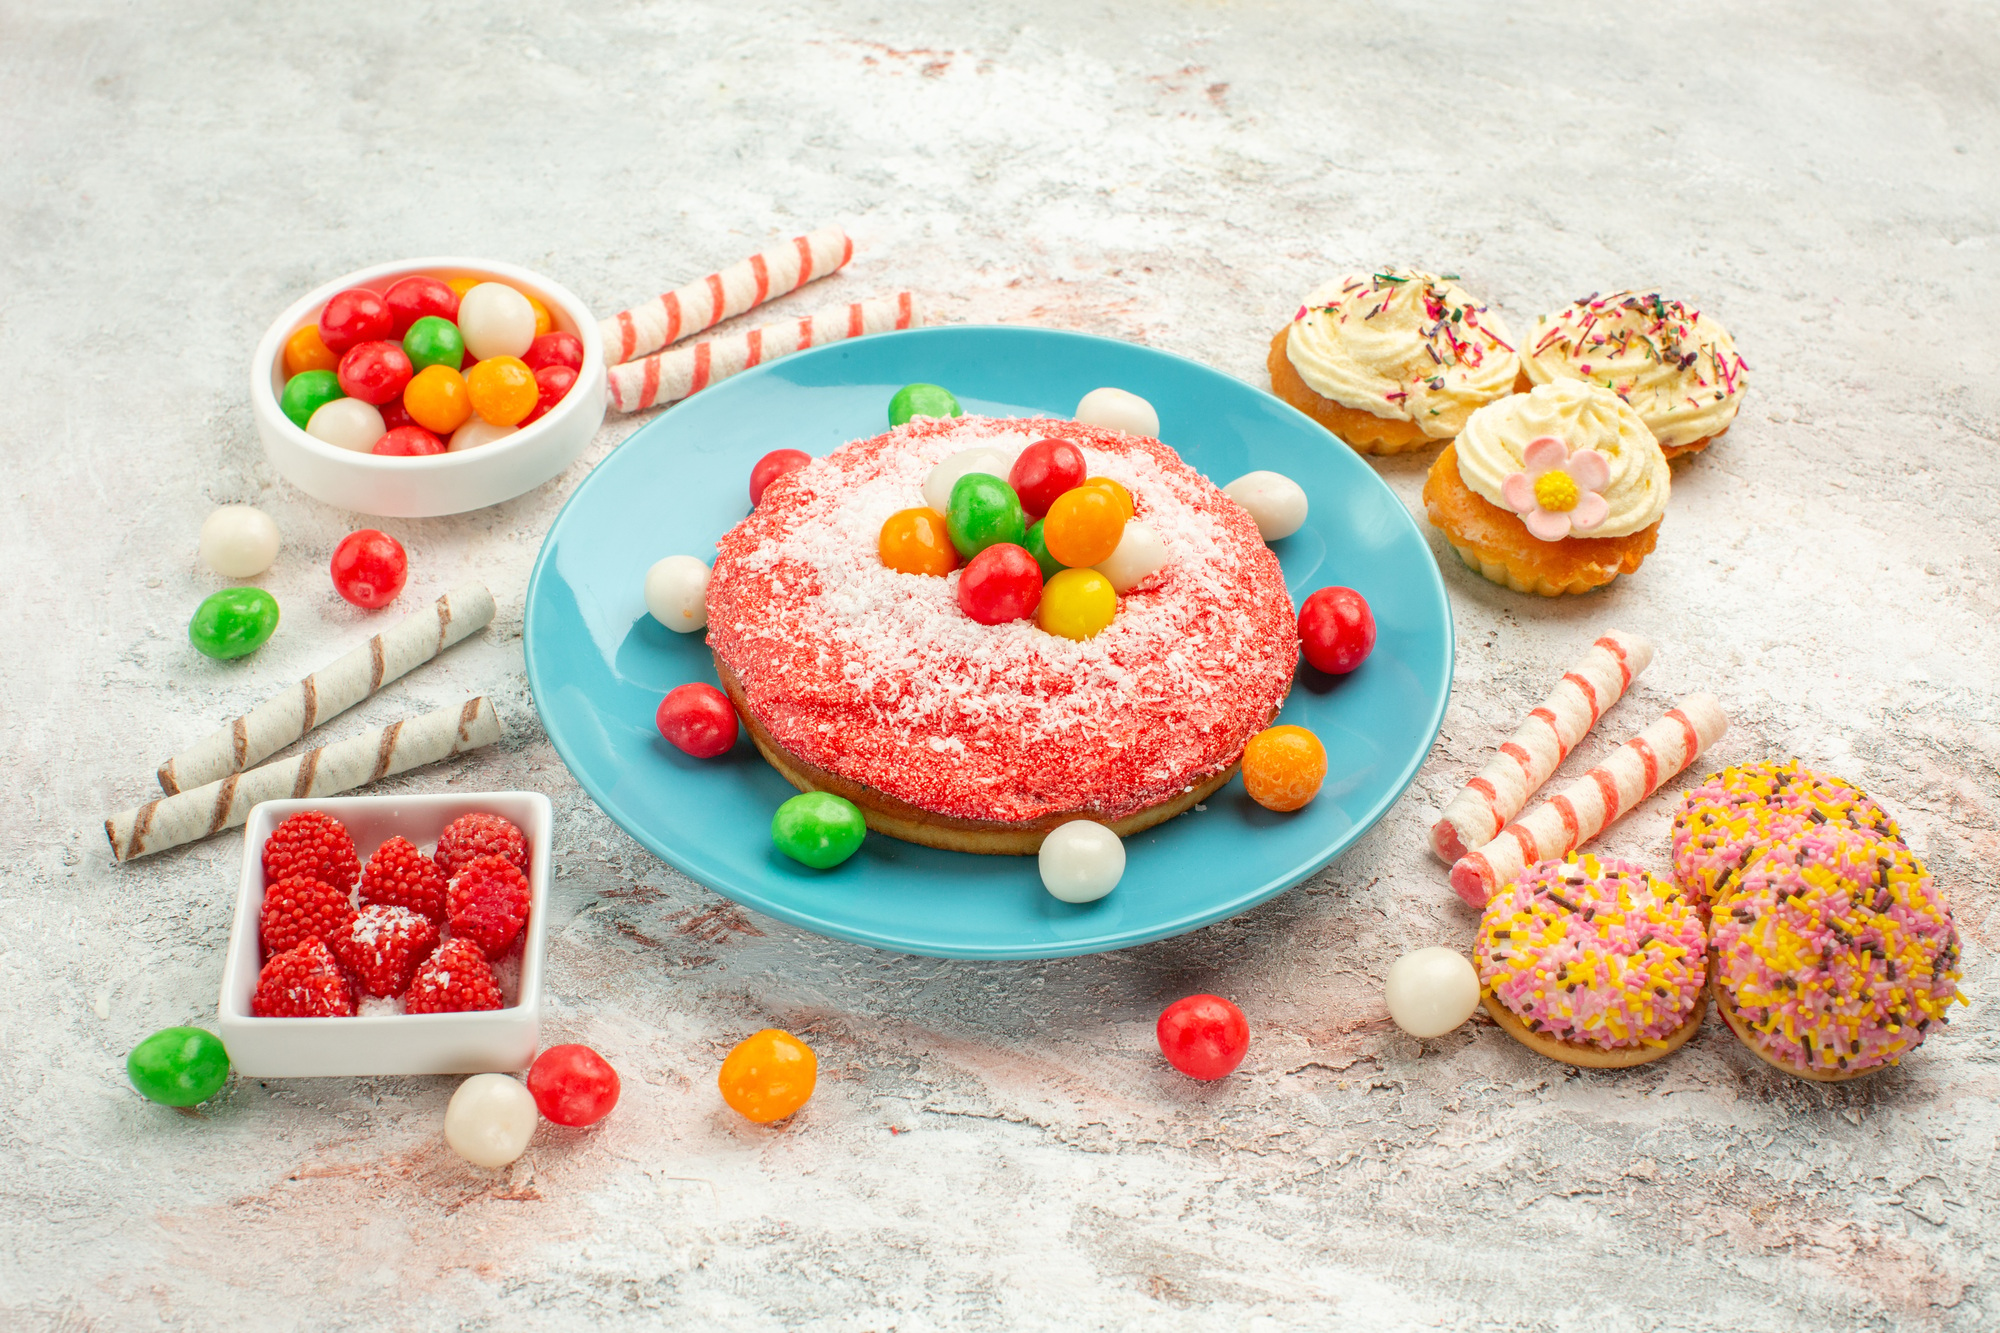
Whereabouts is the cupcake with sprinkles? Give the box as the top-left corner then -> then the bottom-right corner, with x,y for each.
1520,291 -> 1748,459
1671,761 -> 1902,913
1268,268 -> 1520,456
1712,827 -> 1962,1081
1473,853 -> 1709,1069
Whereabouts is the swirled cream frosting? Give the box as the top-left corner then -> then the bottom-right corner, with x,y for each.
1522,291 -> 1749,450
1285,269 -> 1520,438
1456,380 -> 1668,538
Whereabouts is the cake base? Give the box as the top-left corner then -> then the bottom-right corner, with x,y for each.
1713,985 -> 1881,1083
1267,329 -> 1436,455
1423,443 -> 1660,597
1481,988 -> 1707,1069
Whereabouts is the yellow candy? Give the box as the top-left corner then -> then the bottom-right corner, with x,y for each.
1036,567 -> 1117,641
446,276 -> 479,298
466,355 -> 538,426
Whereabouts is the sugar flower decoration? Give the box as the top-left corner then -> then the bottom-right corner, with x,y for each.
1501,436 -> 1611,541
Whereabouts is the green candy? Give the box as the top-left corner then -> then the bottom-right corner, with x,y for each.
946,473 -> 1027,560
279,369 -> 344,430
402,316 -> 465,373
127,1027 -> 231,1107
772,791 -> 867,869
888,383 -> 963,428
1023,519 -> 1065,580
189,587 -> 280,660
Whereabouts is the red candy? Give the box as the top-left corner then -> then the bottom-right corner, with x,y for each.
1007,438 -> 1088,518
1156,994 -> 1250,1081
1297,586 -> 1375,675
377,396 -> 416,432
382,275 -> 460,337
956,543 -> 1043,625
373,425 -> 445,456
528,1044 -> 622,1127
337,340 -> 413,406
329,529 -> 408,609
521,364 -> 578,425
318,287 -> 393,355
524,331 -> 584,373
656,683 -> 738,758
749,449 -> 811,506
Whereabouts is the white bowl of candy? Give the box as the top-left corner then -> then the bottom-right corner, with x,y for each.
251,257 -> 606,518
217,791 -> 550,1077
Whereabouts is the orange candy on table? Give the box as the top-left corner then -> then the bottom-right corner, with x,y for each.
445,275 -> 479,299
283,324 -> 338,377
1242,725 -> 1327,812
1042,484 -> 1127,568
524,291 -> 554,338
718,1028 -> 818,1123
403,364 -> 473,434
1081,475 -> 1134,521
879,506 -> 959,577
465,355 -> 538,426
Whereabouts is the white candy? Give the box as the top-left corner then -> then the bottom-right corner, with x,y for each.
1094,520 -> 1167,593
1383,947 -> 1481,1038
1075,387 -> 1159,439
645,554 -> 711,632
450,419 -> 517,452
443,1073 -> 538,1169
457,282 -> 538,360
922,446 -> 1014,514
1222,471 -> 1309,542
1037,820 -> 1125,903
306,397 -> 386,453
198,505 -> 281,578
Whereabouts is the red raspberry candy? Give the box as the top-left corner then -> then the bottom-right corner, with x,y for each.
448,854 -> 532,959
434,812 -> 529,878
259,874 -> 357,959
405,938 -> 504,1014
360,835 -> 448,925
332,904 -> 440,998
262,810 -> 361,892
251,938 -> 356,1017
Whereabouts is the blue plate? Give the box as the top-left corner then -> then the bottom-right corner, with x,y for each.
523,325 -> 1453,959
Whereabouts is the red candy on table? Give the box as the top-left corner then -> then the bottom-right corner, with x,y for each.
336,340 -> 413,406
528,1044 -> 622,1127
656,682 -> 738,758
447,853 -> 532,959
956,542 -> 1044,625
377,395 -> 416,432
382,275 -> 460,336
1007,438 -> 1088,518
1156,994 -> 1250,1080
435,811 -> 529,877
749,449 -> 812,506
1297,586 -> 1375,675
329,529 -> 409,609
521,364 -> 578,425
373,425 -> 445,456
318,287 -> 393,355
524,330 -> 584,373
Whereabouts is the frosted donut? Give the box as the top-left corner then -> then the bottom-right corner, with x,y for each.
1670,761 -> 1901,912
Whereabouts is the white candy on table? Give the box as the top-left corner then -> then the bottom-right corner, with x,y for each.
450,419 -> 517,452
1075,387 -> 1159,439
1094,519 -> 1167,593
457,282 -> 537,360
645,554 -> 711,632
1037,820 -> 1125,903
1222,471 -> 1309,541
443,1073 -> 539,1169
198,505 -> 281,578
922,446 -> 1014,514
306,397 -> 385,453
1383,947 -> 1481,1038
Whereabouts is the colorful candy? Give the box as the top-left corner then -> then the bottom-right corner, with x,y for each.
889,382 -> 963,427
330,529 -> 408,609
643,554 -> 710,631
957,543 -> 1043,624
189,587 -> 279,659
1036,567 -> 1117,641
1075,387 -> 1159,438
750,448 -> 812,506
1007,438 -> 1087,517
374,425 -> 445,456
1297,587 -> 1375,675
527,1044 -> 621,1127
1095,519 -> 1167,593
1082,476 -> 1135,522
279,369 -> 344,431
922,446 -> 1011,514
306,397 -> 386,453
657,682 -> 738,758
878,507 -> 959,577
523,365 -> 579,424
282,324 -> 338,377
443,1073 -> 539,1168
525,330 -> 584,373
1036,820 -> 1124,903
457,282 -> 537,360
771,791 -> 866,869
405,365 -> 473,434
1156,994 -> 1248,1080
945,473 -> 1028,559
466,355 -> 538,426
336,340 -> 413,405
450,420 -> 516,452
1023,519 -> 1063,579
1042,484 -> 1126,568
382,275 -> 459,335
718,1028 -> 818,1123
127,1026 -> 231,1107
401,315 -> 465,373
1383,947 -> 1480,1038
199,505 -> 280,578
1221,471 -> 1308,541
318,287 -> 393,355
1241,725 -> 1326,811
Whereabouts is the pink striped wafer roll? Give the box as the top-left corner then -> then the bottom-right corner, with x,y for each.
1448,693 -> 1728,908
1429,630 -> 1654,862
602,226 -> 854,364
606,292 -> 919,413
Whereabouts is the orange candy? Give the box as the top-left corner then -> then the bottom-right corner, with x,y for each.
524,292 -> 554,337
718,1028 -> 818,1123
445,276 -> 479,299
283,324 -> 338,377
466,356 -> 538,426
1042,485 -> 1127,568
1242,725 -> 1327,812
403,364 -> 473,434
1081,476 -> 1134,521
879,507 -> 959,576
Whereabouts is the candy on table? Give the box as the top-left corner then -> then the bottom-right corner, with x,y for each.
456,282 -> 537,360
1023,519 -> 1062,579
1041,484 -> 1126,567
1075,387 -> 1159,438
524,330 -> 584,373
263,809 -> 361,891
361,835 -> 449,926
1037,820 -> 1125,903
1297,586 -> 1374,675
404,364 -> 473,434
1241,724 -> 1326,812
921,445 -> 1011,514
448,854 -> 532,959
1094,520 -> 1167,593
528,1045 -> 621,1127
888,381 -> 963,428
283,323 -> 338,377
877,507 -> 959,577
402,315 -> 465,373
643,554 -> 711,631
435,811 -> 530,877
1081,476 -> 1134,521
251,938 -> 355,1017
198,505 -> 280,578
945,472 -> 1028,559
602,226 -> 853,364
1008,437 -> 1087,517
445,276 -> 479,299
127,1026 -> 231,1107
383,275 -> 459,335
465,355 -> 539,426
1156,994 -> 1249,1081
523,291 -> 553,337
318,287 -> 393,354
522,365 -> 579,425
718,1028 -> 818,1123
1221,471 -> 1308,541
1430,630 -> 1654,863
330,529 -> 408,608
1036,567 -> 1117,641
749,448 -> 812,506
279,369 -> 344,431
333,904 -> 440,998
336,340 -> 413,405
1668,760 -> 1900,912
260,872 -> 355,958
657,682 -> 738,758
444,1073 -> 539,1168
374,425 -> 445,456
450,419 -> 516,452
188,586 -> 279,660
771,791 -> 866,869
378,397 -> 417,432
1449,693 -> 1729,908
408,937 -> 505,1013
307,397 -> 387,453
1383,947 -> 1480,1038
957,543 -> 1044,625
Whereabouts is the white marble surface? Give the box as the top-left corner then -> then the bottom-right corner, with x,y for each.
5,3 -> 1997,1328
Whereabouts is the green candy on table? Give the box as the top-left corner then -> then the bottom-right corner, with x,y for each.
946,473 -> 1027,560
188,587 -> 280,660
127,1026 -> 231,1107
772,791 -> 867,869
279,369 -> 343,430
1023,519 -> 1065,580
402,316 -> 466,373
887,382 -> 963,428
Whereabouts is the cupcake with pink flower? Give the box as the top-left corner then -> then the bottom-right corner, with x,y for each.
1422,379 -> 1669,596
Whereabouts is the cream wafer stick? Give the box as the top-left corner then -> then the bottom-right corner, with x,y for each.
107,698 -> 502,862
607,293 -> 918,413
601,226 -> 854,365
1448,694 -> 1728,908
156,583 -> 496,795
1429,630 -> 1654,862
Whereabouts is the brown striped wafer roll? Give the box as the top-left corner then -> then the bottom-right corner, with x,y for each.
105,698 -> 501,862
1429,630 -> 1654,862
601,226 -> 854,365
607,292 -> 919,413
156,583 -> 496,795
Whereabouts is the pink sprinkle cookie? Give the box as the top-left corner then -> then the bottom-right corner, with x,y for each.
1713,827 -> 1961,1080
1670,761 -> 1900,912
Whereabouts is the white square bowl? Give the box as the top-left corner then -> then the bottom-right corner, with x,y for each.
218,791 -> 550,1077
